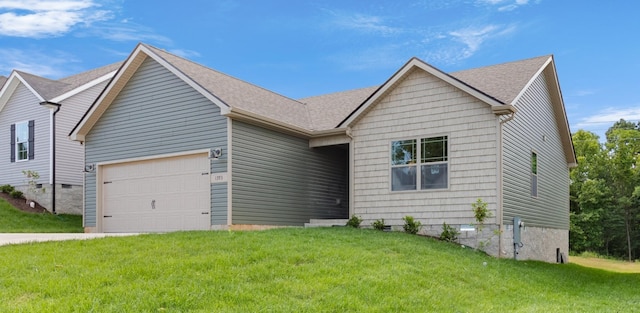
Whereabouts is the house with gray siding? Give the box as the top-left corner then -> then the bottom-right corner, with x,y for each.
0,63 -> 120,214
71,43 -> 575,263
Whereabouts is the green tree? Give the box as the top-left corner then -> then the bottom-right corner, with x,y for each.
605,123 -> 640,261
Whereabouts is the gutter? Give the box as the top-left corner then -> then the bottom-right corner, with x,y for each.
224,107 -> 348,138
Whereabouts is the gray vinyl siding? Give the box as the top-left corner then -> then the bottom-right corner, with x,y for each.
232,121 -> 348,226
0,83 -> 50,185
84,57 -> 227,226
56,81 -> 109,185
502,72 -> 570,229
211,184 -> 227,224
351,68 -> 499,227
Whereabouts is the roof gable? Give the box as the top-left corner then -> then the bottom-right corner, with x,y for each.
0,71 -> 46,112
0,64 -> 120,114
338,57 -> 511,127
144,45 -> 310,130
72,43 -> 313,141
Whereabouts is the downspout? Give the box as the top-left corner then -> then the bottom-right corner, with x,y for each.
41,101 -> 61,214
346,127 -> 355,218
498,111 -> 516,258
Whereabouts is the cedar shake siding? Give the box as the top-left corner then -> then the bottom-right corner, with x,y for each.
350,68 -> 499,226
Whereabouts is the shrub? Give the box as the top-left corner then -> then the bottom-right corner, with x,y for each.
372,219 -> 386,231
10,190 -> 24,199
0,184 -> 14,193
440,222 -> 459,242
402,216 -> 422,234
472,198 -> 491,225
346,215 -> 363,228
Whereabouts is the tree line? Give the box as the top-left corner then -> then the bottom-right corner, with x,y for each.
570,119 -> 640,261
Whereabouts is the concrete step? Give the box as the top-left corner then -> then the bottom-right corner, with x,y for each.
304,219 -> 349,228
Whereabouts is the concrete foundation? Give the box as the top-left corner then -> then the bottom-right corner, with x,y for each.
15,183 -> 83,215
500,224 -> 569,263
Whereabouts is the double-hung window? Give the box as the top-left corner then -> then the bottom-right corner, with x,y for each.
10,120 -> 33,162
391,136 -> 448,191
15,121 -> 29,161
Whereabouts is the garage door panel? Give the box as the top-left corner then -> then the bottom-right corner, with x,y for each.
101,153 -> 211,232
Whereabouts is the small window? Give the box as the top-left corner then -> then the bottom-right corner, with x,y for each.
391,136 -> 448,191
531,152 -> 538,197
15,121 -> 29,161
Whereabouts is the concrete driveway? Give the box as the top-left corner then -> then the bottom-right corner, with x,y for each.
0,233 -> 140,246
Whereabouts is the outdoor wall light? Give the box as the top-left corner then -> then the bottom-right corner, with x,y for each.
210,148 -> 222,160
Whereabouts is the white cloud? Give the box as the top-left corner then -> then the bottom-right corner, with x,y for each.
476,0 -> 532,11
0,0 -> 111,37
574,107 -> 640,131
326,10 -> 402,36
431,24 -> 516,61
89,22 -> 172,45
0,48 -> 78,77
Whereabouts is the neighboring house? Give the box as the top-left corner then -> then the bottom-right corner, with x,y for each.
71,43 -> 575,263
0,63 -> 121,214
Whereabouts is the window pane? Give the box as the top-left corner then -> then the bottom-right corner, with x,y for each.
392,166 -> 417,191
531,174 -> 538,197
421,163 -> 448,189
16,122 -> 28,143
422,136 -> 447,163
531,152 -> 537,174
17,142 -> 28,160
391,140 -> 416,165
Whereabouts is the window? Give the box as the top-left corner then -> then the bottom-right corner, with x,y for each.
531,151 -> 538,197
10,120 -> 34,162
15,122 -> 28,161
391,136 -> 448,191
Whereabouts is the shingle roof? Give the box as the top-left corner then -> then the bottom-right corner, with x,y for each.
57,62 -> 123,95
12,62 -> 122,101
304,55 -> 551,130
145,45 -> 311,130
300,86 -> 378,130
0,76 -> 6,88
450,55 -> 550,104
15,70 -> 67,100
143,44 -> 548,132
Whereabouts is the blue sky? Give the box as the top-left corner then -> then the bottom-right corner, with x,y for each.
0,0 -> 638,139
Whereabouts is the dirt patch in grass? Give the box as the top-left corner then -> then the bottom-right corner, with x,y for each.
0,192 -> 48,214
571,256 -> 640,273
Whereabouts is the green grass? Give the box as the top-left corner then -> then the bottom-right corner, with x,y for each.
0,228 -> 638,312
0,198 -> 83,233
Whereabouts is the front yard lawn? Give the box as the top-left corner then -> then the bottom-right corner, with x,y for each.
0,228 -> 638,312
0,198 -> 82,233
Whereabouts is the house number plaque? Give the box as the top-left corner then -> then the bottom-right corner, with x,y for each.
211,173 -> 228,183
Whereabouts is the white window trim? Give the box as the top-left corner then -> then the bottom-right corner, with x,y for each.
15,120 -> 29,162
389,135 -> 450,192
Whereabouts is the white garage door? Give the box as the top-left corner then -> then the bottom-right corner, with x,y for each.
101,153 -> 211,232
